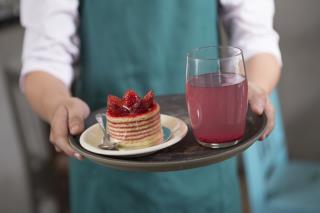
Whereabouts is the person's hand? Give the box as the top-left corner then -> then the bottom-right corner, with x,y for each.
248,82 -> 275,141
49,97 -> 90,159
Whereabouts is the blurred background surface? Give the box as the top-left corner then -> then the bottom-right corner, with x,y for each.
275,0 -> 320,161
0,0 -> 319,213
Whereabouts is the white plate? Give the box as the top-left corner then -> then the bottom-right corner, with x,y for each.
80,114 -> 188,157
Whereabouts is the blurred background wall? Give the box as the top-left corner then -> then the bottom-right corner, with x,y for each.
0,0 -> 319,212
275,0 -> 320,161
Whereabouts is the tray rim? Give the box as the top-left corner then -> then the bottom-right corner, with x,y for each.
69,112 -> 267,172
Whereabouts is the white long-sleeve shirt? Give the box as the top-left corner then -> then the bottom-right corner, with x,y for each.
20,0 -> 281,89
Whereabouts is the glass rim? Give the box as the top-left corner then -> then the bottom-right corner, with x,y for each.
187,45 -> 243,61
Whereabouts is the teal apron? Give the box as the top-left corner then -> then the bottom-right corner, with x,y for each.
71,1 -> 242,212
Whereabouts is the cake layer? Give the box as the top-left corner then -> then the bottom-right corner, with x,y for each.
109,123 -> 161,138
107,115 -> 160,133
107,104 -> 160,123
111,131 -> 163,149
109,123 -> 161,140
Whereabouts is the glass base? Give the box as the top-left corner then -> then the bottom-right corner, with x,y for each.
197,139 -> 240,148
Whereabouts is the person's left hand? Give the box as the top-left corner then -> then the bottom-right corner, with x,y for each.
248,82 -> 275,141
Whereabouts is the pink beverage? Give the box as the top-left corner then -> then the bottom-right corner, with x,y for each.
186,73 -> 248,143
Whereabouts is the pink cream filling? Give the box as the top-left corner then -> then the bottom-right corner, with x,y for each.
109,124 -> 161,140
108,118 -> 160,134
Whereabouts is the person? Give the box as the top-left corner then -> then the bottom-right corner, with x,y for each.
20,0 -> 282,212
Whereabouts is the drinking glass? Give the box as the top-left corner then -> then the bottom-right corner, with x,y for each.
186,46 -> 248,148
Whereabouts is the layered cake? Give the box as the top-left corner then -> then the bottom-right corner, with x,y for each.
106,90 -> 163,149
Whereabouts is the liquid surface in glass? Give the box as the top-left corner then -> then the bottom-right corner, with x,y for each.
186,73 -> 248,143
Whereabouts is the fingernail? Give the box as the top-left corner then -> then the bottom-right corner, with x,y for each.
70,125 -> 79,134
74,153 -> 82,160
256,102 -> 264,114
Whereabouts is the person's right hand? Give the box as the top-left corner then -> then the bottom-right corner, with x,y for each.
49,97 -> 90,160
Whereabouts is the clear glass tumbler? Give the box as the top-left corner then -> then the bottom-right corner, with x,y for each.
186,46 -> 248,148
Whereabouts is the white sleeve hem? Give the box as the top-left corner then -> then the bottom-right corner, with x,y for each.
20,59 -> 74,92
236,36 -> 283,66
242,48 -> 282,67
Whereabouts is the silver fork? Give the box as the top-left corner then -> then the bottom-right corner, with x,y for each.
95,113 -> 118,150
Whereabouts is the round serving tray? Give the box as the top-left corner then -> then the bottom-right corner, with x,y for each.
70,94 -> 267,172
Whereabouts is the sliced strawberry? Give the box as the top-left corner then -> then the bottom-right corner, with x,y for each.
141,91 -> 154,109
107,95 -> 122,107
107,90 -> 155,116
108,106 -> 130,116
107,95 -> 130,116
123,89 -> 140,108
131,99 -> 146,114
132,106 -> 148,114
123,89 -> 136,98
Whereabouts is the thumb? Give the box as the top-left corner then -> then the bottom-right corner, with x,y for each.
68,115 -> 85,135
66,98 -> 90,135
250,96 -> 265,115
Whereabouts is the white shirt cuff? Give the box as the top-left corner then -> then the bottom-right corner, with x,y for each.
20,59 -> 74,92
238,34 -> 282,66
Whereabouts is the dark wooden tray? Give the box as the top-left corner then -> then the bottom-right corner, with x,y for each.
69,94 -> 266,172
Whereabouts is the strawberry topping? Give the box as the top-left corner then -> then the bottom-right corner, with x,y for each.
107,90 -> 155,116
123,90 -> 140,108
142,91 -> 155,109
